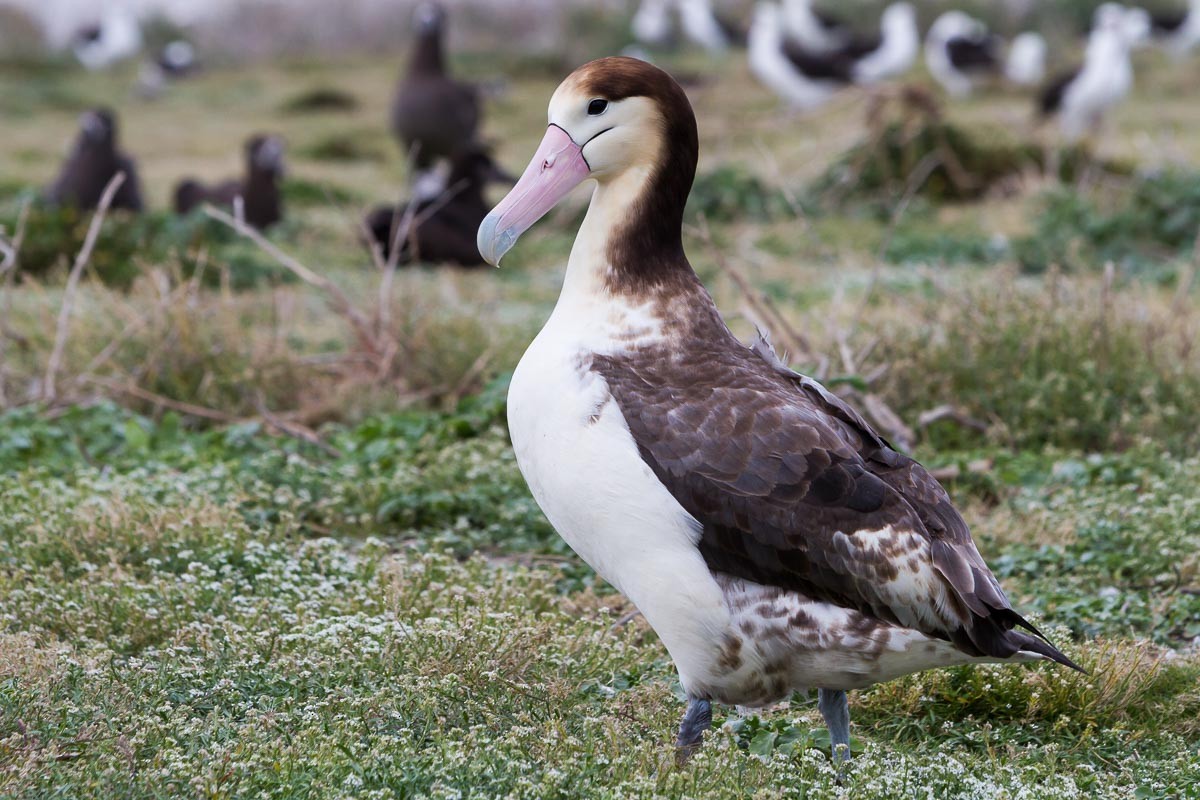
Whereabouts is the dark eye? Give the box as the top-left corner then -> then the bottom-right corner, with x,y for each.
587,99 -> 609,116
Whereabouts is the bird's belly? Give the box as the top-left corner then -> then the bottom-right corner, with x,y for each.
507,333 -> 738,692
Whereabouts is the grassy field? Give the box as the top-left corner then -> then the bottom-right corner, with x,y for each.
3,16 -> 1200,798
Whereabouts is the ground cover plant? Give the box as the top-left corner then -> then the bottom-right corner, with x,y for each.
2,9 -> 1200,797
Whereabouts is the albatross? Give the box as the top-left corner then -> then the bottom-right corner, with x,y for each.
1040,5 -> 1148,143
748,1 -> 917,110
477,56 -> 1081,762
924,11 -> 1003,97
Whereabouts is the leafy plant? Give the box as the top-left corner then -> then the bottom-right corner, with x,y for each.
686,165 -> 796,223
1016,171 -> 1200,276
279,86 -> 361,114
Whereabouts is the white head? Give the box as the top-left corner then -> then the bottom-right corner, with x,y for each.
882,2 -> 917,34
1093,2 -> 1126,31
1121,7 -> 1152,45
928,11 -> 983,44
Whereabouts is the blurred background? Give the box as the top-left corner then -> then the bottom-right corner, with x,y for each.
2,0 -> 1197,431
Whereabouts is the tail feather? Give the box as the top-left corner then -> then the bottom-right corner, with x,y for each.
1009,630 -> 1088,674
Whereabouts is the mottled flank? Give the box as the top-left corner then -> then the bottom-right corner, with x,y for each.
698,573 -> 988,705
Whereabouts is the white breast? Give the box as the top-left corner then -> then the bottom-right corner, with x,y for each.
507,296 -> 735,695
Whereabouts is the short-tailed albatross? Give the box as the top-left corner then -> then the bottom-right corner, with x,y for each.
477,56 -> 1081,762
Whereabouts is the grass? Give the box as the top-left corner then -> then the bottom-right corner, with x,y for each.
2,20 -> 1200,798
2,404 -> 1199,798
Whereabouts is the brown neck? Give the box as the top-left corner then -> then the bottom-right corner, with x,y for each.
407,29 -> 444,77
603,119 -> 698,297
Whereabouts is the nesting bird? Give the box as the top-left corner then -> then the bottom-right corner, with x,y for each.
46,109 -> 144,212
173,135 -> 286,230
137,41 -> 200,100
678,0 -> 745,52
749,1 -> 848,110
780,0 -> 854,55
1004,31 -> 1046,87
390,2 -> 480,174
365,146 -> 508,267
850,2 -> 920,84
924,11 -> 1003,97
477,56 -> 1081,762
72,10 -> 142,71
632,0 -> 677,47
749,1 -> 916,109
630,0 -> 744,53
927,17 -> 1002,96
1149,0 -> 1200,57
1040,5 -> 1147,142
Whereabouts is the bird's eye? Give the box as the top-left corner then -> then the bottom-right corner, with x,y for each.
587,99 -> 609,116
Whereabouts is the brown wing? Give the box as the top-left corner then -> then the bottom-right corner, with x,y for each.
112,155 -> 144,212
593,336 -> 1077,668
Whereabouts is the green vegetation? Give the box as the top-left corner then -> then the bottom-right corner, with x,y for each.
279,86 -> 362,114
2,24 -> 1199,798
7,205 -> 289,289
2,404 -> 1199,798
1016,171 -> 1200,276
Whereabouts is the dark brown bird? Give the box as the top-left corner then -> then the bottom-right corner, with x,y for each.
173,135 -> 285,230
389,2 -> 480,170
364,146 -> 508,266
46,108 -> 144,212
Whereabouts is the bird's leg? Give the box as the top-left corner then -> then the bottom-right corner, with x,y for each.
675,697 -> 712,763
817,688 -> 851,766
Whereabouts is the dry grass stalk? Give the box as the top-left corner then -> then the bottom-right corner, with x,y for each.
918,404 -> 989,433
42,172 -> 126,404
253,393 -> 343,457
0,200 -> 31,405
203,203 -> 380,354
378,141 -> 425,336
82,375 -> 240,422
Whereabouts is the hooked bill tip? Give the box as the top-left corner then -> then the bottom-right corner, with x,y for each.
476,213 -> 517,267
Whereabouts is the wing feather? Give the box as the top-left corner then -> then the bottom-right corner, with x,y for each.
592,337 -> 1079,669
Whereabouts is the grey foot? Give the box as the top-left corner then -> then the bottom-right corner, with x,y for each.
818,688 -> 851,765
675,697 -> 712,763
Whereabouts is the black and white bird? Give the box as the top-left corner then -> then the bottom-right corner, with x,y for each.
173,135 -> 286,230
46,109 -> 144,212
749,1 -> 850,110
748,1 -> 916,109
1005,31 -> 1046,87
678,0 -> 746,53
1148,0 -> 1199,56
1040,5 -> 1147,142
71,11 -> 142,71
137,41 -> 200,100
629,0 -> 745,54
780,0 -> 854,55
850,2 -> 919,84
1091,2 -> 1152,45
632,0 -> 676,48
477,56 -> 1081,761
924,11 -> 1003,97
